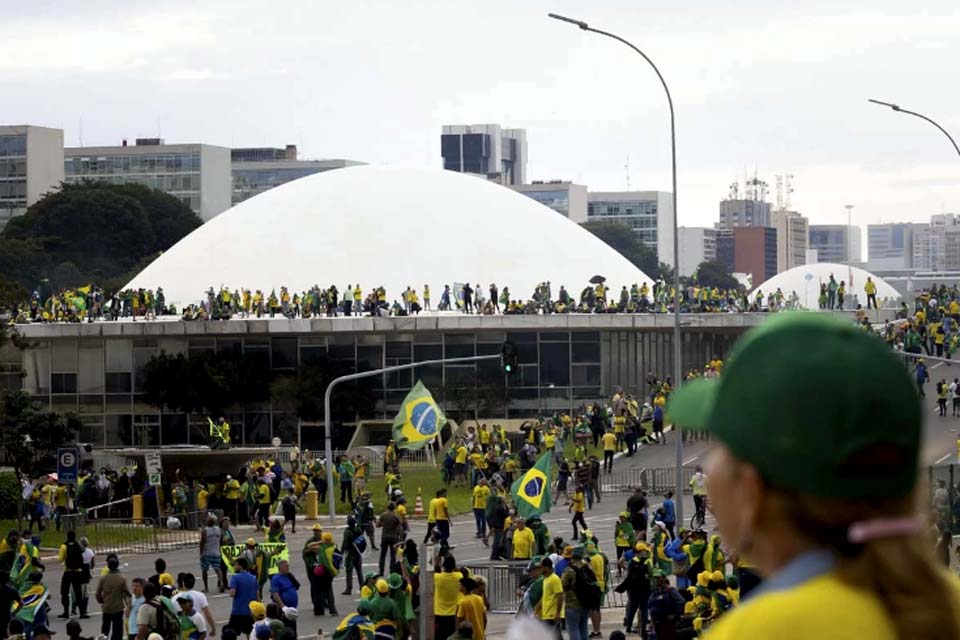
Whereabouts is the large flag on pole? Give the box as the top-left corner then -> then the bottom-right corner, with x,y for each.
511,452 -> 553,520
392,381 -> 446,451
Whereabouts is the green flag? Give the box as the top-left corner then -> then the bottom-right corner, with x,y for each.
392,381 -> 446,450
510,452 -> 553,520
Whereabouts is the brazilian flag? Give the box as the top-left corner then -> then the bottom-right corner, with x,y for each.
511,452 -> 553,520
331,613 -> 374,640
14,582 -> 49,624
392,381 -> 446,451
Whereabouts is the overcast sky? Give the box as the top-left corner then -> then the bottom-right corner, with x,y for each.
4,0 -> 959,254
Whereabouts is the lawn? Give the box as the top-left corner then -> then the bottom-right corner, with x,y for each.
1,519 -> 166,551
324,465 -> 474,517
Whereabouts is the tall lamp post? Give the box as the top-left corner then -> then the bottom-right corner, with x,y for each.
549,13 -> 685,524
868,99 -> 960,158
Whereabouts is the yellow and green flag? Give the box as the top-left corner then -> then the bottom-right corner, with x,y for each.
510,452 -> 553,520
392,381 -> 445,450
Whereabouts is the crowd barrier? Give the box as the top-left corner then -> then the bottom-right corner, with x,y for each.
61,508 -> 223,555
463,561 -> 628,613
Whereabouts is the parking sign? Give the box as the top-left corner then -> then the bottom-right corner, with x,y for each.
57,448 -> 79,485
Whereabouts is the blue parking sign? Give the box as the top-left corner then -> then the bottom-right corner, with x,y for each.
57,448 -> 79,485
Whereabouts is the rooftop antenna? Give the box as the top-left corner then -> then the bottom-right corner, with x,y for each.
78,118 -> 83,146
625,155 -> 631,190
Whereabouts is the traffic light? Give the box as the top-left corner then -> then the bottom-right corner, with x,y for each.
501,341 -> 519,375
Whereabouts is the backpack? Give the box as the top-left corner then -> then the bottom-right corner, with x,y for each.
64,541 -> 84,571
572,564 -> 602,610
149,600 -> 181,640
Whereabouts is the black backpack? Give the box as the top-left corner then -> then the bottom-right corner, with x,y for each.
64,541 -> 84,571
572,564 -> 602,610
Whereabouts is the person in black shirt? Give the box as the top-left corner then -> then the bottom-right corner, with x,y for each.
0,571 -> 21,637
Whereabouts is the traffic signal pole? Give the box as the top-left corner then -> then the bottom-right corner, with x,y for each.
322,353 -> 501,522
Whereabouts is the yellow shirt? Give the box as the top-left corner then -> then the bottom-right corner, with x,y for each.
479,429 -> 490,445
602,432 -> 617,451
54,486 -> 68,507
434,571 -> 464,616
456,594 -> 486,638
427,498 -> 438,524
361,585 -> 374,600
257,483 -> 271,505
572,491 -> 585,513
614,416 -> 626,434
589,553 -> 606,590
395,503 -> 407,521
470,453 -> 487,470
702,570 -> 943,640
541,573 -> 564,620
512,527 -> 535,559
472,485 -> 491,510
225,480 -> 241,500
197,489 -> 209,511
455,447 -> 468,464
435,497 -> 449,521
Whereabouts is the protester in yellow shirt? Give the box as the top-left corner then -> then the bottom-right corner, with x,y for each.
512,518 -> 536,560
434,489 -> 451,548
434,555 -> 464,639
539,558 -> 564,630
472,480 -> 491,539
570,485 -> 587,540
601,429 -> 618,473
456,577 -> 487,640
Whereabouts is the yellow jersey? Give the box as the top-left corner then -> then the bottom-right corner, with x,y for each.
427,498 -> 438,524
472,485 -> 491,510
435,497 -> 449,520
571,491 -> 585,513
512,527 -> 535,559
602,432 -> 617,451
455,446 -> 468,464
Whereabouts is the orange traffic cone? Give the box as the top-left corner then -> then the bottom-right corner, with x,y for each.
414,487 -> 424,517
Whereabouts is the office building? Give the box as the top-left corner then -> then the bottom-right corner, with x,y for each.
510,181 -> 587,222
677,227 -> 717,277
867,222 -> 919,271
64,138 -> 232,222
771,210 -> 809,273
587,191 -> 676,266
0,125 -> 64,229
808,224 -> 862,264
231,144 -> 363,205
734,226 -> 778,285
718,198 -> 772,232
912,214 -> 960,271
441,124 -> 527,185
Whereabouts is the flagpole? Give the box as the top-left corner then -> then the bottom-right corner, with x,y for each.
322,354 -> 500,522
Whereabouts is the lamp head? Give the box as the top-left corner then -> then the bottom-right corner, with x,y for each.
548,13 -> 589,30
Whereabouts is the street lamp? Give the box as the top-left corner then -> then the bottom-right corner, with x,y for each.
548,13 -> 685,525
868,99 -> 960,158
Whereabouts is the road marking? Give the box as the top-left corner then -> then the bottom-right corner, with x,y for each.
936,452 -> 953,464
683,456 -> 699,465
932,363 -> 945,370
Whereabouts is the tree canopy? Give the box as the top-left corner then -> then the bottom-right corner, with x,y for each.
0,390 -> 80,480
581,222 -> 660,279
694,260 -> 740,290
0,181 -> 201,291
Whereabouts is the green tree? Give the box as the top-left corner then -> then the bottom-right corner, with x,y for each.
581,222 -> 659,278
440,374 -> 506,426
0,390 -> 80,526
141,350 -> 271,417
1,181 -> 201,289
694,260 -> 739,290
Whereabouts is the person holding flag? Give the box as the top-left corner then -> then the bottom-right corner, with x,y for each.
510,451 -> 553,533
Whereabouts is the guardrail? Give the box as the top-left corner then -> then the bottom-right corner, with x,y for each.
597,466 -> 697,495
463,561 -> 628,613
62,509 -> 223,555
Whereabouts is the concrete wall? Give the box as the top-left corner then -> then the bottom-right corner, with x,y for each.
25,125 -> 64,205
200,145 -> 232,222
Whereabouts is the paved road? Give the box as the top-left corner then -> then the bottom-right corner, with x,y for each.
36,432 -> 707,639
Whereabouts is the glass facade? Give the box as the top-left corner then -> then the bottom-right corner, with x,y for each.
520,190 -> 570,217
64,152 -> 203,213
232,167 -> 332,204
20,330 -> 607,448
0,134 -> 28,224
587,199 -> 659,248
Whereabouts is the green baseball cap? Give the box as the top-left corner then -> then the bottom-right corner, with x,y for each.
667,313 -> 921,499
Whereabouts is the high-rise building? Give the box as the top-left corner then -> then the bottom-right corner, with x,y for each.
677,227 -> 716,277
771,209 -> 809,273
867,222 -> 919,271
0,125 -> 64,229
808,224 -> 862,264
718,198 -> 772,231
231,144 -> 364,205
64,138 -> 232,222
586,191 -> 676,266
510,181 -> 587,222
733,227 -> 777,285
441,124 -> 527,185
913,214 -> 960,271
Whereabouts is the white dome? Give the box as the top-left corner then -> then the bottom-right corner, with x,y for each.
126,165 -> 653,307
752,263 -> 901,309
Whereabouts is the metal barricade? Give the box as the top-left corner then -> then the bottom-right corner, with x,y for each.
62,508 -> 224,555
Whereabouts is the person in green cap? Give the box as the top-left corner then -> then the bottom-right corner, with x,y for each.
330,599 -> 375,640
519,555 -> 545,616
387,572 -> 415,637
368,579 -> 401,639
667,313 -> 960,638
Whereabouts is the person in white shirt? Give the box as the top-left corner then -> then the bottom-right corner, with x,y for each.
950,378 -> 960,417
173,574 -> 217,637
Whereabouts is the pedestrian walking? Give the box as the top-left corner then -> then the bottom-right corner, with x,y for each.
570,484 -> 587,540
269,560 -> 300,635
340,517 -> 365,596
199,516 -> 225,594
376,503 -> 402,575
227,557 -> 258,637
58,530 -> 86,619
95,553 -> 130,640
174,574 -> 217,639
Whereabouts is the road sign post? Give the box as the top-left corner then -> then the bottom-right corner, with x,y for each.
144,451 -> 163,518
57,448 -> 79,485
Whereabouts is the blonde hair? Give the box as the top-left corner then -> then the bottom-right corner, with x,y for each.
763,489 -> 960,639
